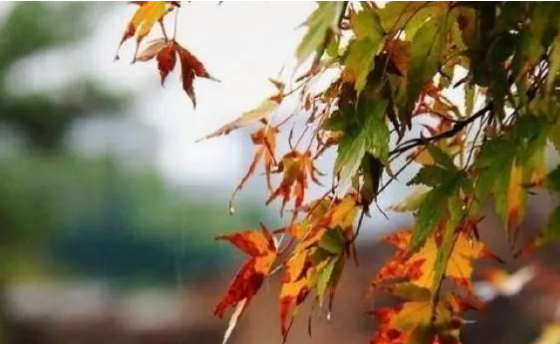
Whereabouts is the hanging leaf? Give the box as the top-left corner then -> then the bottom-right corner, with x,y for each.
342,9 -> 385,92
411,170 -> 464,251
402,12 -> 450,120
117,1 -> 179,59
175,43 -> 218,107
228,126 -> 278,213
378,2 -> 447,37
135,39 -> 216,107
296,2 -> 345,64
334,98 -> 389,186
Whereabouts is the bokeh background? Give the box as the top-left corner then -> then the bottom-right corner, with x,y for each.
0,3 -> 559,344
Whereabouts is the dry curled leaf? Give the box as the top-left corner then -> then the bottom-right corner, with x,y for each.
135,39 -> 216,107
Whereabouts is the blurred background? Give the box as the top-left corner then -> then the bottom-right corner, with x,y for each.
0,3 -> 559,344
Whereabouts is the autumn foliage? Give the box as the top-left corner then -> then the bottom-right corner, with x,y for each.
116,2 -> 560,344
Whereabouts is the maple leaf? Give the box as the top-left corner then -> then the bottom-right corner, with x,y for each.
136,39 -> 216,107
401,10 -> 450,122
214,225 -> 277,318
229,125 -> 279,213
117,1 -> 179,60
296,2 -> 345,64
372,283 -> 471,344
343,9 -> 385,92
374,225 -> 487,295
267,150 -> 323,218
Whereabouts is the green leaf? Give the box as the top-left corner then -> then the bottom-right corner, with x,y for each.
456,6 -> 478,51
344,9 -> 385,92
433,195 -> 463,289
296,2 -> 345,64
547,166 -> 560,191
335,99 -> 389,185
545,206 -> 560,241
316,257 -> 338,306
363,100 -> 390,162
390,283 -> 431,302
378,2 -> 444,37
465,82 -> 475,116
408,165 -> 456,187
546,35 -> 560,95
360,153 -> 383,207
352,7 -> 384,41
403,13 -> 450,118
319,228 -> 346,255
550,121 -> 560,154
427,145 -> 456,170
411,173 -> 463,252
472,137 -> 516,214
345,39 -> 383,92
517,3 -> 560,73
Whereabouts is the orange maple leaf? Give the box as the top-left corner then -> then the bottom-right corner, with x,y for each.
117,1 -> 179,59
267,150 -> 323,218
214,225 -> 277,318
136,39 -> 216,107
228,126 -> 278,213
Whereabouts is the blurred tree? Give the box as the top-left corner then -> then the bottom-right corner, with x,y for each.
0,2 -> 126,277
0,3 -> 128,342
0,2 -> 124,151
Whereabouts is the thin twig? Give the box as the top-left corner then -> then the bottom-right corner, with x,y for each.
389,102 -> 493,158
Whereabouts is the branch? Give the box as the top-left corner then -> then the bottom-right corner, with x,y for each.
389,102 -> 493,158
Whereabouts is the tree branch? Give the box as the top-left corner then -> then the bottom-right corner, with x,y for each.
389,101 -> 493,158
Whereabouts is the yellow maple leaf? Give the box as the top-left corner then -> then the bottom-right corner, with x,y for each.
374,228 -> 485,293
